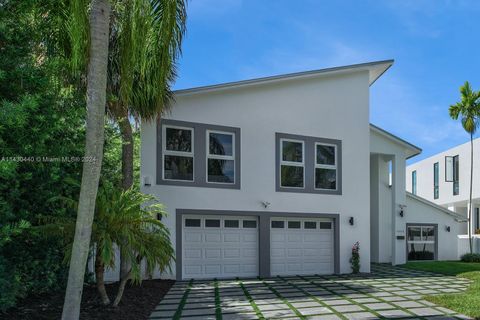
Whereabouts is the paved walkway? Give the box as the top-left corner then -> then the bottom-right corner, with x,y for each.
150,264 -> 472,319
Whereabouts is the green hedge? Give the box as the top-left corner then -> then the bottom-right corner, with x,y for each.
461,253 -> 480,263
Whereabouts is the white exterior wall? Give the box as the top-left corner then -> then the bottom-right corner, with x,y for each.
406,139 -> 480,205
141,71 -> 371,279
405,195 -> 461,261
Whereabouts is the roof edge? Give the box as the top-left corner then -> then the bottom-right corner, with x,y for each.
370,124 -> 422,159
406,192 -> 467,222
174,60 -> 394,97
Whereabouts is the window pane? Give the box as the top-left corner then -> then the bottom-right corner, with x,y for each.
423,227 -> 435,241
315,168 -> 336,190
304,221 -> 316,229
224,220 -> 239,228
408,243 -> 435,260
205,219 -> 220,228
164,155 -> 193,181
271,221 -> 284,228
165,127 -> 192,152
316,145 -> 335,165
319,222 -> 332,229
288,221 -> 301,229
185,219 -> 200,227
282,141 -> 303,162
208,159 -> 234,183
209,132 -> 233,156
281,165 -> 304,188
243,220 -> 257,228
407,227 -> 421,241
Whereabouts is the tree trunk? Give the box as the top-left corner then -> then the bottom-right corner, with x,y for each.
117,109 -> 134,280
469,133 -> 474,254
95,248 -> 111,305
112,269 -> 132,307
61,1 -> 110,319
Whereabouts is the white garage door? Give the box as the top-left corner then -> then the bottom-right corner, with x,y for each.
182,215 -> 259,279
271,217 -> 334,276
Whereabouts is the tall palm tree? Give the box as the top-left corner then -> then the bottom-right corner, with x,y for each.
62,0 -> 186,318
449,81 -> 480,254
106,0 -> 186,280
62,0 -> 111,319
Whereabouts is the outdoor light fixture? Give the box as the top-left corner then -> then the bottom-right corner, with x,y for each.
349,217 -> 354,226
446,226 -> 451,232
399,204 -> 407,217
261,201 -> 271,208
143,176 -> 152,186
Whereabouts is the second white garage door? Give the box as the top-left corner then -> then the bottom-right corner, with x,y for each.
182,215 -> 259,279
270,217 -> 334,276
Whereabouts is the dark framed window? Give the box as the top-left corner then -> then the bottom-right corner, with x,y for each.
157,119 -> 240,189
271,221 -> 284,228
433,162 -> 439,199
319,222 -> 332,229
243,220 -> 257,228
185,219 -> 201,227
224,220 -> 239,228
287,221 -> 301,229
276,133 -> 342,195
407,225 -> 436,261
304,221 -> 317,229
412,171 -> 417,195
205,219 -> 220,228
453,155 -> 459,195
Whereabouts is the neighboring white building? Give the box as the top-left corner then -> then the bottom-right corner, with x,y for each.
105,60 -> 464,281
406,139 -> 480,236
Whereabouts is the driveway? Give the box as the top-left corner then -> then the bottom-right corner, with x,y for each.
150,264 -> 472,319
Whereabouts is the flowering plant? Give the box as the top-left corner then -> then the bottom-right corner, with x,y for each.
350,241 -> 360,274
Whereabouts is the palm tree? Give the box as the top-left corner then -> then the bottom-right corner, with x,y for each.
449,81 -> 480,254
105,0 -> 186,280
62,0 -> 111,319
63,0 -> 186,318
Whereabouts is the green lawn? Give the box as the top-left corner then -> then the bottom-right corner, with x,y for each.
402,261 -> 480,319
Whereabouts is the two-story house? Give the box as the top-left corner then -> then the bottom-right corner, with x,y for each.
134,60 -> 464,281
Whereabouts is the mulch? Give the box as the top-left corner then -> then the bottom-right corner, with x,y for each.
4,279 -> 174,320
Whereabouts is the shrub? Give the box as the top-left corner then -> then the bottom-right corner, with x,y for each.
350,242 -> 360,274
461,253 -> 480,263
408,251 -> 435,261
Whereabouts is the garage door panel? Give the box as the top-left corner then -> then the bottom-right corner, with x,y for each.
183,215 -> 258,279
271,217 -> 334,276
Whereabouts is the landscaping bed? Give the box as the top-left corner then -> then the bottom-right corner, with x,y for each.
402,261 -> 480,319
3,279 -> 174,320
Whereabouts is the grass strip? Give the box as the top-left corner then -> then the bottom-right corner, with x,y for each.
259,276 -> 306,319
172,279 -> 194,320
237,278 -> 265,319
214,279 -> 222,320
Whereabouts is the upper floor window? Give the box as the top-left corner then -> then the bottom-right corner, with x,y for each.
157,119 -> 240,189
453,155 -> 459,195
412,170 -> 417,195
276,133 -> 342,195
433,162 -> 439,199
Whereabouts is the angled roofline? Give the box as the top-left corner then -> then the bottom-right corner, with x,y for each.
407,192 -> 467,222
174,60 -> 394,97
369,123 -> 422,159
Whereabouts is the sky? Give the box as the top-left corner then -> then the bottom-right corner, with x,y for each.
173,0 -> 480,163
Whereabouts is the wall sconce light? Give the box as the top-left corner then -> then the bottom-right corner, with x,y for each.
446,226 -> 451,232
143,176 -> 152,187
399,204 -> 407,217
261,201 -> 271,208
349,217 -> 354,226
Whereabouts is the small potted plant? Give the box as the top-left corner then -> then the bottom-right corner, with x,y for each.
350,241 -> 360,274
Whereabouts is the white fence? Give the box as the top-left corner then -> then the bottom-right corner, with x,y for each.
457,235 -> 480,259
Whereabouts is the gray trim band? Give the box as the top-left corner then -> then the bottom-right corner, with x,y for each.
405,223 -> 439,261
175,209 -> 340,280
275,132 -> 342,195
157,119 -> 241,189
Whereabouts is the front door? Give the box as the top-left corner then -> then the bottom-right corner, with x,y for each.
407,225 -> 436,261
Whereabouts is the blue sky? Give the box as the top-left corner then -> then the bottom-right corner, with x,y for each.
173,0 -> 480,163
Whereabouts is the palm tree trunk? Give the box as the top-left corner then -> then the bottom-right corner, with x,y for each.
95,248 -> 111,305
117,109 -> 134,280
61,1 -> 110,319
112,269 -> 131,307
469,132 -> 474,254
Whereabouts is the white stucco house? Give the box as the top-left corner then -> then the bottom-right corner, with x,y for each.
103,60 -> 465,281
406,140 -> 480,254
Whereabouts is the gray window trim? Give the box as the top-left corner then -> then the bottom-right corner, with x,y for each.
157,119 -> 241,189
176,209 -> 340,280
405,223 -> 438,261
275,133 -> 342,195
